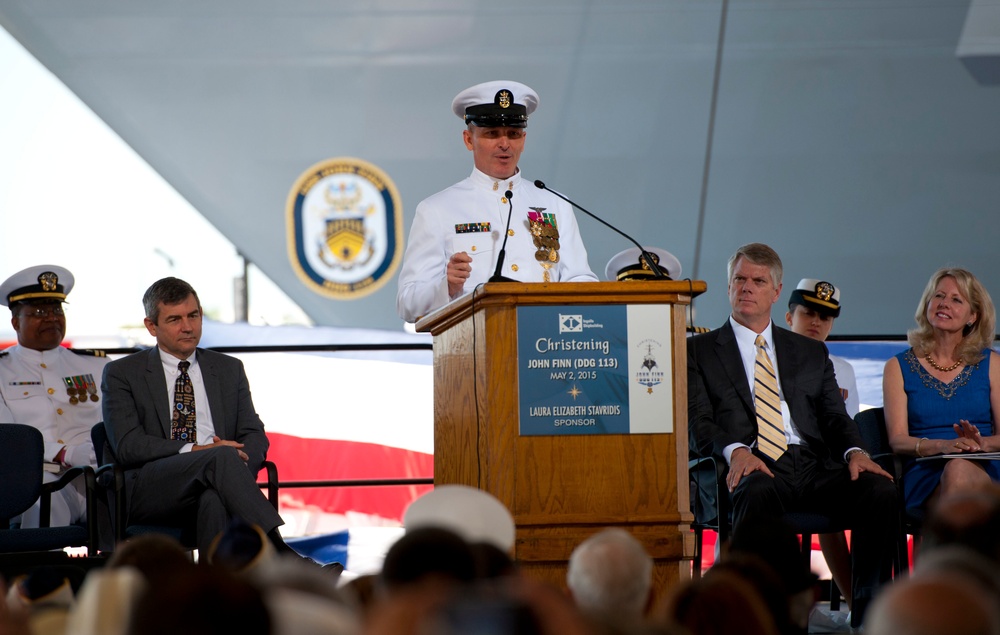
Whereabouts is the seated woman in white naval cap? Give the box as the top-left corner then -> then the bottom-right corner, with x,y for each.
396,80 -> 597,323
784,277 -> 859,619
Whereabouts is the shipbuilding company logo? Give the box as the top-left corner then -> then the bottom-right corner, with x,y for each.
559,314 -> 583,333
286,157 -> 403,299
558,313 -> 605,333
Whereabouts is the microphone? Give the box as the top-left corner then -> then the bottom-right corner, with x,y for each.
488,189 -> 518,283
533,180 -> 666,278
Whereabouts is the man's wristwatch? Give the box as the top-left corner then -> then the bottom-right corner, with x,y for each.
845,448 -> 871,462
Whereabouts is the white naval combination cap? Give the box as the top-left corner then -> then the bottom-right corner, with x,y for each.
403,484 -> 516,552
0,264 -> 75,307
605,247 -> 682,281
788,278 -> 842,318
451,80 -> 539,128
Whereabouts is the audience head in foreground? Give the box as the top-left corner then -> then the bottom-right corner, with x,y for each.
566,527 -> 654,632
866,571 -> 1000,635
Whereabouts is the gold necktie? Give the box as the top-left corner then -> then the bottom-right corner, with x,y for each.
754,335 -> 786,461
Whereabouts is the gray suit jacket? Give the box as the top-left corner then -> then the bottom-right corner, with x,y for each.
101,347 -> 269,475
687,320 -> 863,471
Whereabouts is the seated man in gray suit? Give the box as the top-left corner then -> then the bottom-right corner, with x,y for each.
102,277 -> 291,555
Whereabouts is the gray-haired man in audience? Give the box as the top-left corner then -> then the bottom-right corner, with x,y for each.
567,528 -> 654,632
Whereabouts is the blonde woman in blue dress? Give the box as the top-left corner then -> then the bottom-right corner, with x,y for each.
883,267 -> 1000,516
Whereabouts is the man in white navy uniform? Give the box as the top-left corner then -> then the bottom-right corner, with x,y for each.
396,80 -> 598,323
0,265 -> 108,528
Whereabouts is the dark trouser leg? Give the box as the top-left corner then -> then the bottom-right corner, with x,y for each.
804,467 -> 897,628
130,447 -> 284,553
843,473 -> 897,627
730,449 -> 797,529
197,489 -> 228,554
730,448 -> 898,628
731,470 -> 787,528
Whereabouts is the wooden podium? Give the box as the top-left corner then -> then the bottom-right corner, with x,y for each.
416,280 -> 706,598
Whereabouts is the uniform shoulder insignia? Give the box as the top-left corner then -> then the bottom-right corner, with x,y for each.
0,350 -> 8,359
686,325 -> 711,334
71,349 -> 107,358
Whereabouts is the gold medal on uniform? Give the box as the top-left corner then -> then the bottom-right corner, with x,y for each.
63,375 -> 91,405
73,375 -> 87,405
85,374 -> 100,403
528,209 -> 560,282
64,376 -> 79,404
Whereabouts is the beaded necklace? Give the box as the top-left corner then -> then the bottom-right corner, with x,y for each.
905,349 -> 975,400
924,354 -> 963,373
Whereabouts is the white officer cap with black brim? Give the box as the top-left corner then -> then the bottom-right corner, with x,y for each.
452,80 -> 539,128
0,264 -> 74,308
403,484 -> 516,552
788,278 -> 841,318
604,247 -> 682,282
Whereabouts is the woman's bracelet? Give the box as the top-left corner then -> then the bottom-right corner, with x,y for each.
915,437 -> 929,457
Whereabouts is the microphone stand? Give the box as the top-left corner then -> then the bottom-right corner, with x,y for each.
533,180 -> 666,278
488,189 -> 518,283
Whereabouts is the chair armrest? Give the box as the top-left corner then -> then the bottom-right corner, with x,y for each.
688,455 -> 730,542
869,451 -> 896,473
94,463 -> 118,488
689,455 -> 728,486
262,460 -> 279,511
871,451 -> 907,497
92,462 -> 127,543
38,465 -> 92,529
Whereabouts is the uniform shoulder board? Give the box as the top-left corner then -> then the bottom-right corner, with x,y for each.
71,349 -> 108,358
0,350 -> 8,359
686,325 -> 711,334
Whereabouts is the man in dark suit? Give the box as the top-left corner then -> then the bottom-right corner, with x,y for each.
688,243 -> 897,627
102,277 -> 289,554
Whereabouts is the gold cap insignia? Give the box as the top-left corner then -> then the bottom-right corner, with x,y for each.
498,90 -> 511,109
39,272 -> 59,292
640,253 -> 661,272
815,281 -> 835,302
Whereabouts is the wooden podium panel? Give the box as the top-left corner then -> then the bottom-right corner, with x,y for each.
416,280 -> 706,600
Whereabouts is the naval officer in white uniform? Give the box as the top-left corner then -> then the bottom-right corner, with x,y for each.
0,265 -> 108,528
396,80 -> 598,323
783,276 -> 860,616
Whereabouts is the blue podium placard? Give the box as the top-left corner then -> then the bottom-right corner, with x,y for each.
517,304 -> 673,436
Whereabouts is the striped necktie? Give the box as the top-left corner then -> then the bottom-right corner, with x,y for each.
171,360 -> 197,443
754,335 -> 786,461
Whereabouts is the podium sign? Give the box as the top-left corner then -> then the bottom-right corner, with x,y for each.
517,304 -> 673,436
